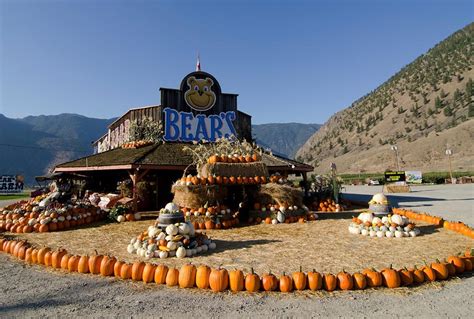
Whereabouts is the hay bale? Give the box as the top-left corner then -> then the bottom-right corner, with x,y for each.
257,183 -> 303,207
384,184 -> 411,193
172,184 -> 226,208
199,162 -> 268,178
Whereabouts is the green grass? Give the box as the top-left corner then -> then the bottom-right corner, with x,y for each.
0,191 -> 30,201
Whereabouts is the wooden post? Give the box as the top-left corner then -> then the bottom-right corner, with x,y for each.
302,172 -> 309,197
128,169 -> 149,212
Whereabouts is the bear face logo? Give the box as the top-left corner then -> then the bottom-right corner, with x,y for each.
184,76 -> 216,111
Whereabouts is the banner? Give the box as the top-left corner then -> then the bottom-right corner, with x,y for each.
384,171 -> 406,183
405,171 -> 422,184
0,175 -> 24,194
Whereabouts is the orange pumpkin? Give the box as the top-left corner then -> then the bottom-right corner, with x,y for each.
165,267 -> 180,286
447,255 -> 465,274
142,263 -> 157,283
431,260 -> 449,280
422,265 -> 436,282
279,272 -> 293,292
120,263 -> 132,280
100,255 -> 117,276
381,266 -> 401,288
44,251 -> 53,267
77,255 -> 90,273
362,268 -> 382,287
399,268 -> 414,286
337,270 -> 354,290
67,255 -> 80,272
229,269 -> 245,292
209,267 -> 229,292
411,266 -> 425,284
154,264 -> 169,284
245,268 -> 261,292
60,254 -> 71,270
51,248 -> 67,269
353,272 -> 367,290
292,266 -> 307,291
307,270 -> 323,291
196,265 -> 211,289
178,264 -> 196,288
131,261 -> 146,281
261,271 -> 278,291
88,252 -> 104,275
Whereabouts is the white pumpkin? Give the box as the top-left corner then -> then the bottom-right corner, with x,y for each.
271,219 -> 278,225
159,251 -> 169,259
372,217 -> 382,225
358,212 -> 374,223
380,225 -> 388,232
157,232 -> 166,240
409,230 -> 417,237
186,249 -> 193,257
276,211 -> 286,223
376,230 -> 385,238
389,226 -> 397,232
201,245 -> 208,252
147,244 -> 156,252
386,231 -> 394,238
164,202 -> 179,213
130,238 -> 137,244
369,230 -> 377,237
208,242 -> 216,250
165,235 -> 173,242
403,231 -> 410,237
262,207 -> 267,212
361,229 -> 369,236
185,211 -> 191,217
148,226 -> 158,237
390,214 -> 403,226
168,250 -> 176,257
293,205 -> 298,210
414,228 -> 421,235
270,206 -> 275,212
205,211 -> 211,217
196,246 -> 203,253
133,241 -> 141,250
381,216 -> 389,224
370,193 -> 388,205
178,223 -> 191,235
394,230 -> 404,238
28,218 -> 37,226
193,211 -> 199,217
127,244 -> 135,254
191,248 -> 197,255
167,241 -> 177,251
166,224 -> 178,236
176,246 -> 186,258
288,206 -> 293,211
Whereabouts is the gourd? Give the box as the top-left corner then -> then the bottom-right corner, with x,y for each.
178,264 -> 196,288
391,214 -> 403,226
372,217 -> 382,225
166,224 -> 178,236
245,268 -> 261,292
376,230 -> 385,238
148,226 -> 160,237
261,271 -> 279,291
176,246 -> 186,258
358,212 -> 373,223
394,230 -> 404,238
164,202 -> 179,212
178,223 -> 190,235
208,242 -> 216,250
386,231 -> 394,238
361,229 -> 369,236
276,211 -> 285,223
117,215 -> 126,223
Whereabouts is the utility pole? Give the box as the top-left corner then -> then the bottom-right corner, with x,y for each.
391,145 -> 400,171
446,145 -> 454,184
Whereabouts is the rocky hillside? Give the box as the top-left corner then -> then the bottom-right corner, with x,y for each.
296,23 -> 474,174
252,123 -> 321,158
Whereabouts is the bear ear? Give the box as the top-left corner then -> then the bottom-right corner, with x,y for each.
187,76 -> 196,86
205,78 -> 214,86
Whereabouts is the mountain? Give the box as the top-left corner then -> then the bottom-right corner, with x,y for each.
252,123 -> 321,158
0,114 -> 115,184
296,23 -> 474,174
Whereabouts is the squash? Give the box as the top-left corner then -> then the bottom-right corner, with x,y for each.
165,267 -> 179,286
229,269 -> 245,292
292,266 -> 307,291
166,224 -> 178,236
279,272 -> 293,292
244,268 -> 261,292
176,246 -> 186,258
209,267 -> 229,292
196,265 -> 211,289
337,270 -> 354,290
353,272 -> 367,290
307,270 -> 323,291
323,273 -> 337,291
261,271 -> 278,291
362,268 -> 382,287
381,265 -> 401,288
178,263 -> 196,288
154,264 -> 169,284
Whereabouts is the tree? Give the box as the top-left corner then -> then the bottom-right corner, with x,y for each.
444,105 -> 453,117
435,96 -> 443,109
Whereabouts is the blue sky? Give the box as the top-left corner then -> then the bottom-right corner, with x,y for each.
0,0 -> 472,124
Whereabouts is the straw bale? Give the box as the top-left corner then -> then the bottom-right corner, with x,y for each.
257,183 -> 303,207
199,162 -> 268,178
384,184 -> 411,193
171,184 -> 226,208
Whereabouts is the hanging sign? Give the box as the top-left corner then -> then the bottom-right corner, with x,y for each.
385,171 -> 406,183
163,108 -> 237,142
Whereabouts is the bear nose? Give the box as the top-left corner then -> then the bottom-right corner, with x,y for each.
198,90 -> 203,96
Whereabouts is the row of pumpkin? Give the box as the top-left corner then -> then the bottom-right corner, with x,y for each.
1,238 -> 472,293
393,208 -> 474,238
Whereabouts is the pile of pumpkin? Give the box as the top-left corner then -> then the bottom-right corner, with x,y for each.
1,238 -> 472,293
207,153 -> 261,164
127,222 -> 217,259
268,174 -> 289,184
314,198 -> 343,212
108,205 -> 142,223
249,203 -> 317,225
349,212 -> 421,238
0,201 -> 107,233
393,208 -> 474,238
121,140 -> 153,149
175,205 -> 238,229
174,174 -> 268,186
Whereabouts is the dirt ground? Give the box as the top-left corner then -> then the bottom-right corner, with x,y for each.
1,184 -> 473,318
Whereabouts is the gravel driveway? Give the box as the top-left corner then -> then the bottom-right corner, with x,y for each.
1,185 -> 473,318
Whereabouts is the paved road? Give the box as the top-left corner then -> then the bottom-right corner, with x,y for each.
342,184 -> 474,226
